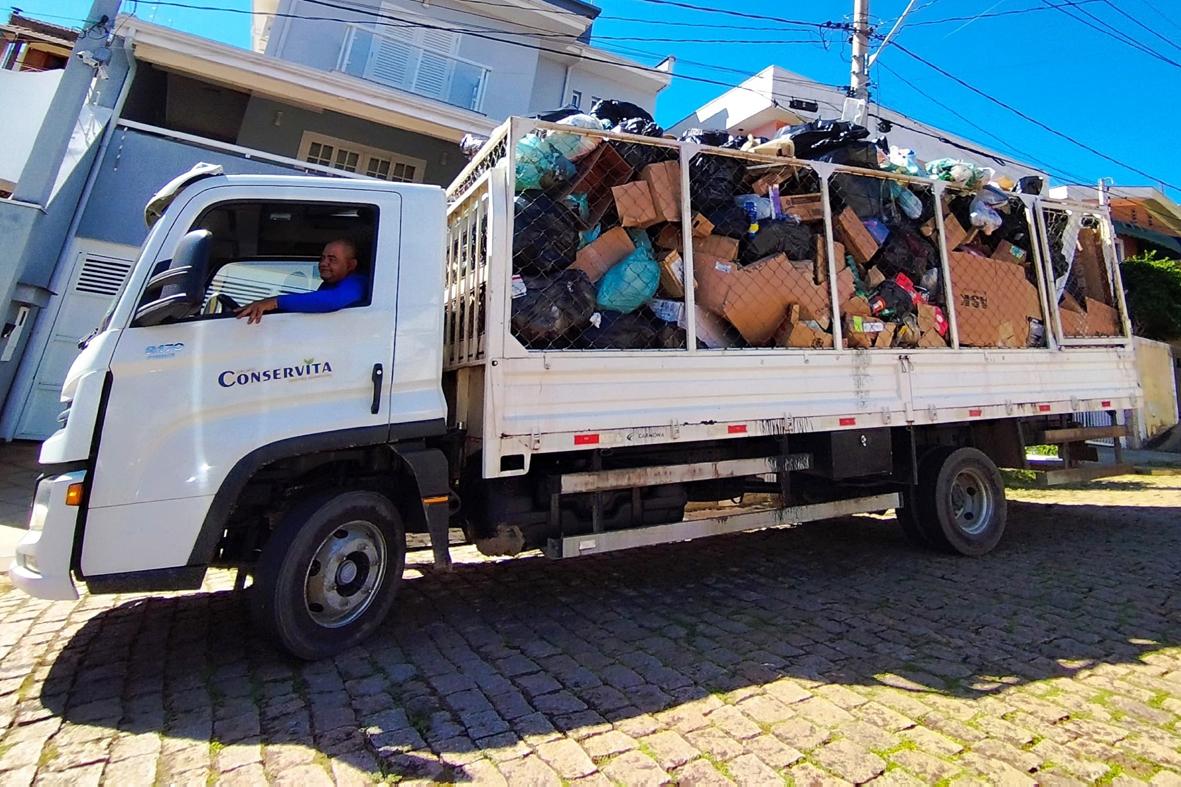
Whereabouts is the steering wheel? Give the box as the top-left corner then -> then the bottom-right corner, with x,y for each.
202,293 -> 242,316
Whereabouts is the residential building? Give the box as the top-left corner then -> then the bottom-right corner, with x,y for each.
669,65 -> 1045,185
0,1 -> 669,440
1,12 -> 76,72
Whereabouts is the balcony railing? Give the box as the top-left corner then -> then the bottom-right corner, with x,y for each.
338,25 -> 488,113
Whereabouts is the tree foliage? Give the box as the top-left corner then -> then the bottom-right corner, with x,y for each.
1120,251 -> 1181,341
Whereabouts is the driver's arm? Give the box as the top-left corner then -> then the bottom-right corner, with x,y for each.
235,297 -> 279,324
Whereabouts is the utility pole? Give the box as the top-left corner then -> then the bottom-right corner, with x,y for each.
844,0 -> 870,126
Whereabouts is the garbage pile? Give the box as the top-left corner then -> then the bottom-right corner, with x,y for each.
502,107 -> 1118,351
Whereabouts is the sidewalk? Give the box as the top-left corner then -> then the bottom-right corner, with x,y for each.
1097,444 -> 1181,471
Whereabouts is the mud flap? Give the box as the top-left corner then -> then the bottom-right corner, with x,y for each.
398,447 -> 453,571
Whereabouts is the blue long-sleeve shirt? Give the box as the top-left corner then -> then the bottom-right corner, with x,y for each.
275,273 -> 366,313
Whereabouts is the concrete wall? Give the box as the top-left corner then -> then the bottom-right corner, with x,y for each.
1134,337 -> 1180,442
529,55 -> 567,114
236,97 -> 464,186
563,68 -> 660,116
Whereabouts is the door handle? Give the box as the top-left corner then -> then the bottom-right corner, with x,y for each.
370,363 -> 383,414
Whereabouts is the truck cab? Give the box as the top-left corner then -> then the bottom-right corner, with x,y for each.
12,173 -> 454,658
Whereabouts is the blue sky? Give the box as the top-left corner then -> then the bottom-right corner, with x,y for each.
15,0 -> 1181,197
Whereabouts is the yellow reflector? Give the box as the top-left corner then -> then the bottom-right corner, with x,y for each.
421,495 -> 449,506
65,483 -> 84,507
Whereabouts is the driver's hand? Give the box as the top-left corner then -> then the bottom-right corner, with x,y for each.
235,297 -> 279,325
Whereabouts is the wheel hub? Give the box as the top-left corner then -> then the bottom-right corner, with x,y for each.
950,467 -> 993,536
304,521 -> 386,628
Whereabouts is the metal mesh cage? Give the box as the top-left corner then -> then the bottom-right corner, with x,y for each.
827,169 -> 951,349
1042,207 -> 1125,339
509,123 -> 685,351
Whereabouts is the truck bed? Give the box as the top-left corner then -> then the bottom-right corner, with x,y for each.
444,119 -> 1137,478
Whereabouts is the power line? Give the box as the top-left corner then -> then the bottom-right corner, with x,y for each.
1135,0 -> 1181,34
1099,0 -> 1181,55
890,40 -> 1179,190
1038,0 -> 1181,70
906,0 -> 1102,26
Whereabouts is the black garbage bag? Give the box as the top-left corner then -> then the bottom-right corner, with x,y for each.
815,140 -> 881,168
784,119 -> 870,159
689,154 -> 746,214
608,140 -> 666,171
656,323 -> 687,349
532,106 -> 582,122
740,221 -> 814,263
513,193 -> 580,276
1016,175 -> 1044,195
590,99 -> 655,127
679,129 -> 735,147
819,141 -> 887,218
579,310 -> 659,350
868,223 -> 939,281
512,270 -> 597,346
705,203 -> 749,238
614,118 -> 664,137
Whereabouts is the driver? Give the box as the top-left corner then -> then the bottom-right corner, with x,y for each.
236,239 -> 366,324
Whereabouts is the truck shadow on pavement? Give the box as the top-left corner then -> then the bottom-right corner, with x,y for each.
37,497 -> 1181,780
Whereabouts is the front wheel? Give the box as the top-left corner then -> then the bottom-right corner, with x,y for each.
913,447 -> 1007,556
251,491 -> 405,659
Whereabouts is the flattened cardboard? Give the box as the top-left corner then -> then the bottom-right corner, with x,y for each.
842,295 -> 874,318
875,322 -> 896,348
640,161 -> 682,223
814,237 -> 845,285
611,180 -> 660,228
573,227 -> 634,282
1075,232 -> 1112,304
694,256 -> 740,316
720,255 -> 848,345
1084,297 -> 1121,336
918,329 -> 948,348
834,207 -> 879,264
778,321 -> 834,349
947,251 -> 1042,348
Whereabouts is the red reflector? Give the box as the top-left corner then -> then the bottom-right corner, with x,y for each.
839,417 -> 857,426
574,434 -> 600,445
1039,404 -> 1052,412
727,424 -> 747,434
1101,400 -> 1112,408
969,409 -> 982,417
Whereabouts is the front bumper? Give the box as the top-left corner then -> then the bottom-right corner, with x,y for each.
8,471 -> 82,601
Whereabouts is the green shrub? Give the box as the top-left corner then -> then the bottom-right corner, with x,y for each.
1120,251 -> 1181,340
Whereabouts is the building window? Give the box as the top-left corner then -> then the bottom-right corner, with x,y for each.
591,95 -> 602,108
570,90 -> 582,109
298,132 -> 426,183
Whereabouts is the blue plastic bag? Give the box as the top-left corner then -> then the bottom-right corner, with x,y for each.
596,247 -> 660,313
516,134 -> 575,192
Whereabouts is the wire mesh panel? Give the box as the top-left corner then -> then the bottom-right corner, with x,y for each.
509,123 -> 686,351
685,150 -> 830,349
939,187 -> 1048,349
827,167 -> 951,349
444,182 -> 490,368
1041,206 -> 1127,340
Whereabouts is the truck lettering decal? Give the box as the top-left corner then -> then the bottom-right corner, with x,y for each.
217,360 -> 334,388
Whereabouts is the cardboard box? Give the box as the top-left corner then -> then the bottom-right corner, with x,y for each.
1084,297 -> 1121,336
653,223 -> 683,251
918,329 -> 948,348
842,295 -> 874,318
814,237 -> 846,285
991,240 -> 1028,266
572,227 -> 634,282
653,226 -> 740,261
1074,231 -> 1112,304
659,251 -> 686,299
691,212 -> 714,238
778,321 -> 834,349
718,255 -> 848,345
563,144 -> 634,228
844,315 -> 886,349
640,161 -> 682,223
834,207 -> 879,264
781,193 -> 825,223
947,251 -> 1042,348
917,303 -> 938,334
694,257 -> 741,315
875,322 -> 896,348
943,212 -> 969,250
866,266 -> 886,289
611,180 -> 660,228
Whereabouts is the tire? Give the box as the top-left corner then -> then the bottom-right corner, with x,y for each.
251,490 -> 406,660
914,447 -> 1007,556
896,447 -> 953,548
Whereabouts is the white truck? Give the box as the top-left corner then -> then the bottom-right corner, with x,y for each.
11,118 -> 1139,658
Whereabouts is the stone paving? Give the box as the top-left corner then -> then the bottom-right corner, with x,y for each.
0,473 -> 1178,785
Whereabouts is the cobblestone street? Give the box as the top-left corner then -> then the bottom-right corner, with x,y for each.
0,474 -> 1178,785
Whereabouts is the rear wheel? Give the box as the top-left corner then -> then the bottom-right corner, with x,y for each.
913,447 -> 1007,556
251,491 -> 405,659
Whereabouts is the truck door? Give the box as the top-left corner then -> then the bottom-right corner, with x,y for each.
81,186 -> 403,577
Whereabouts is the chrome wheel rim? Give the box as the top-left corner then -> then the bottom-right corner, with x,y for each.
950,467 -> 993,536
304,520 -> 386,628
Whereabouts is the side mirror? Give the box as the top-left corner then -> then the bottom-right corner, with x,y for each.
132,230 -> 213,327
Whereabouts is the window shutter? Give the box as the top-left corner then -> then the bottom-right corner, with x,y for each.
370,26 -> 416,89
414,29 -> 456,100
